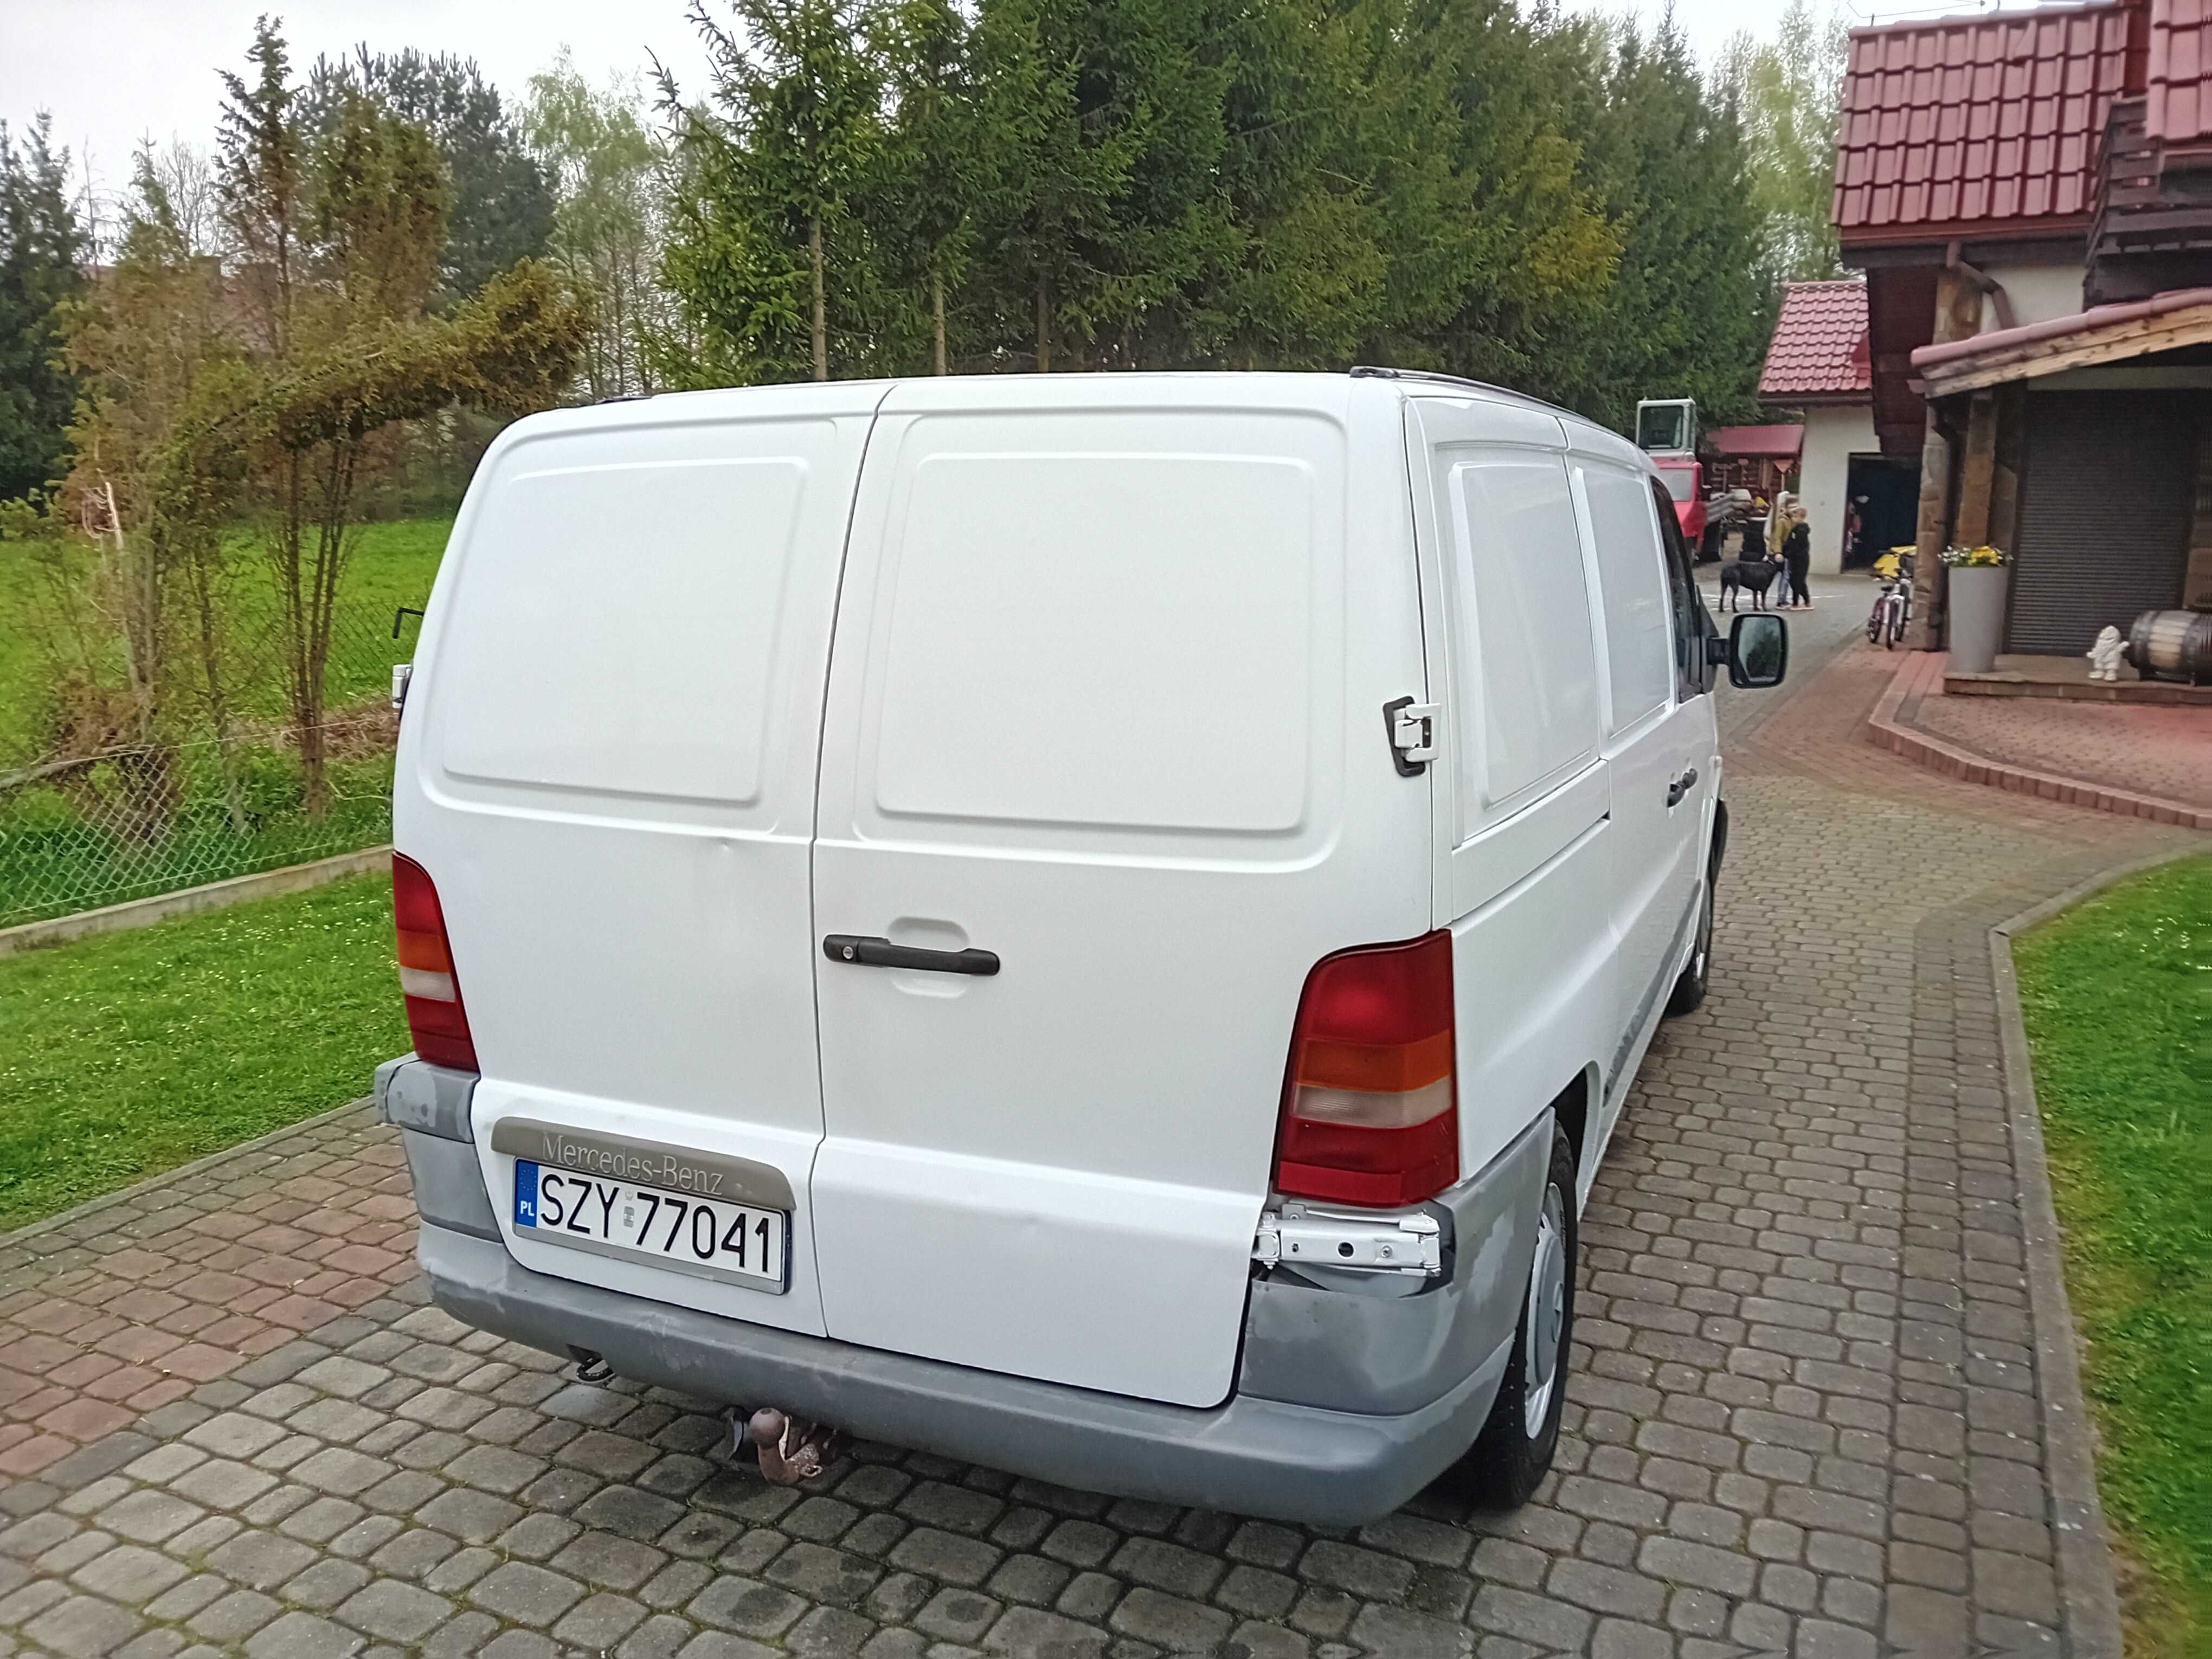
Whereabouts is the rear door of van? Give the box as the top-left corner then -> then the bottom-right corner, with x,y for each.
807,377 -> 1430,1408
396,384 -> 884,1339
1405,395 -> 1617,1190
1566,433 -> 1706,1134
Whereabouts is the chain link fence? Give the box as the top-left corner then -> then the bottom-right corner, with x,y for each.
0,604 -> 411,930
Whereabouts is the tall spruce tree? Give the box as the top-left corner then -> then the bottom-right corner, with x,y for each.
0,116 -> 87,501
662,0 -> 886,384
867,0 -> 984,373
306,49 -> 556,298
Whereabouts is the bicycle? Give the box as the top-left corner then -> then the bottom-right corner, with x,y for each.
1867,552 -> 1913,649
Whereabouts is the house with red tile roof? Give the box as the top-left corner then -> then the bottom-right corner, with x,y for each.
1754,281 -> 1899,575
1828,0 -> 2212,659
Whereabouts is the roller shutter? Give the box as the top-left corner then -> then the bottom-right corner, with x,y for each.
2007,391 -> 2198,654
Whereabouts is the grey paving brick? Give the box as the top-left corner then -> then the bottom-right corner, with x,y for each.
983,1606 -> 1109,1656
555,1590 -> 652,1648
468,1560 -> 585,1626
688,1576 -> 806,1637
95,1493 -> 204,1546
69,1547 -> 188,1607
208,1532 -> 319,1593
281,1558 -> 373,1612
915,1585 -> 1000,1644
1107,1586 -> 1231,1651
24,1593 -> 144,1658
888,1528 -> 1000,1588
187,1589 -> 284,1643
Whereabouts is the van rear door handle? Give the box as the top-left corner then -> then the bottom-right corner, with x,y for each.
822,935 -> 1000,976
1665,767 -> 1698,807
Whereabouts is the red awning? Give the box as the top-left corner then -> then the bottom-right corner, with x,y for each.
1707,425 -> 1806,460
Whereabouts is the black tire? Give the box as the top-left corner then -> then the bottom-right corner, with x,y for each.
1452,1125 -> 1578,1509
1663,868 -> 1713,1018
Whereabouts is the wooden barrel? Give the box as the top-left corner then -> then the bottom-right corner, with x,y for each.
2127,609 -> 2212,685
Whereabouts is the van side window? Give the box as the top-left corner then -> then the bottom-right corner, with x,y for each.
1444,455 -> 1601,820
1649,479 -> 1709,698
1580,465 -> 1674,732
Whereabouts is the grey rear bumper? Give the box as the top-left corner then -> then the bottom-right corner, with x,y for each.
419,1223 -> 1508,1525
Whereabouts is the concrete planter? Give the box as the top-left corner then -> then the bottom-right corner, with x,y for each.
1949,563 -> 2009,674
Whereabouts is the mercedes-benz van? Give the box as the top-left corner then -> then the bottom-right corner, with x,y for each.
376,369 -> 1786,1525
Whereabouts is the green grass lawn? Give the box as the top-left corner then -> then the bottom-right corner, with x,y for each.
0,515 -> 453,759
2014,853 -> 2212,1659
0,872 -> 406,1232
332,517 -> 454,706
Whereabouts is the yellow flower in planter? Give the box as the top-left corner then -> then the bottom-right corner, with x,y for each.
1940,544 -> 2009,567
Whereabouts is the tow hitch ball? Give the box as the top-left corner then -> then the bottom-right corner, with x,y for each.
740,1407 -> 840,1484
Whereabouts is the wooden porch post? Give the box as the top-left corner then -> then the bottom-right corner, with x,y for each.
1989,384 -> 2026,557
1908,271 -> 1984,651
1954,392 -> 1999,545
1909,411 -> 1955,652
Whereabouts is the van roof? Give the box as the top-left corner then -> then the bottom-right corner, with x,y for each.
545,370 -> 1639,463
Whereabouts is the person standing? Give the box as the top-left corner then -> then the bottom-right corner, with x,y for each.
1782,504 -> 1812,608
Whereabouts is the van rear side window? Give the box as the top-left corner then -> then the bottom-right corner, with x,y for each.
1580,464 -> 1674,732
866,449 -> 1315,835
1444,455 -> 1600,817
435,446 -> 811,805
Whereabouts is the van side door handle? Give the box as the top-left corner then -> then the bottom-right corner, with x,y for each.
1665,767 -> 1698,807
822,935 -> 1000,976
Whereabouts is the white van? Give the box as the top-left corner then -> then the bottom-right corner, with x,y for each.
376,370 -> 1786,1525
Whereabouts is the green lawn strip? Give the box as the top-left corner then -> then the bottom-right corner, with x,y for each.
2013,853 -> 2212,1657
0,871 -> 406,1232
324,516 -> 454,709
0,514 -> 452,756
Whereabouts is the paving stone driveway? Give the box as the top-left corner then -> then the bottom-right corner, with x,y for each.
0,590 -> 2196,1659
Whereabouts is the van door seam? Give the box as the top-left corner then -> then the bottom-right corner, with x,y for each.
802,381 -> 898,1333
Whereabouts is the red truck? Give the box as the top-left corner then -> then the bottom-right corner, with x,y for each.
1635,400 -> 1705,545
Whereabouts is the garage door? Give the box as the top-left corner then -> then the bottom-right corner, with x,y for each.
2008,391 -> 2198,654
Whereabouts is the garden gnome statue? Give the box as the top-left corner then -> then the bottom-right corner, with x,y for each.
2087,626 -> 2126,682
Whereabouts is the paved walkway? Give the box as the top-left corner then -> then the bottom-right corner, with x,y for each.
1908,691 -> 2212,809
0,595 -> 2197,1659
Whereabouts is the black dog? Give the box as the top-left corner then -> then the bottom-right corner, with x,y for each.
1718,558 -> 1782,613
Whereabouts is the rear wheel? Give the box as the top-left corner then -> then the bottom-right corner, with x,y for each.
1451,1125 -> 1578,1508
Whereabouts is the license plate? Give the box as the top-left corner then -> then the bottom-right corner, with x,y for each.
513,1161 -> 788,1292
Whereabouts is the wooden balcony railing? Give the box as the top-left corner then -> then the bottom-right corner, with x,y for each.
2088,97 -> 2212,305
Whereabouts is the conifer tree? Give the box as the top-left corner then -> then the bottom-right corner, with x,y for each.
0,116 -> 87,501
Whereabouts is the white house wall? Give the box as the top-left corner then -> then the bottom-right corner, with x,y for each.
1798,404 -> 1880,575
1981,264 -> 2087,333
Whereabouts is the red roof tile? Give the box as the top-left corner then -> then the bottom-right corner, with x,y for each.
1758,280 -> 1873,400
2149,0 -> 2212,146
1835,4 -> 2134,239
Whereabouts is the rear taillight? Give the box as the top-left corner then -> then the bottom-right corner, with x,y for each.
393,853 -> 478,1072
1274,931 -> 1457,1207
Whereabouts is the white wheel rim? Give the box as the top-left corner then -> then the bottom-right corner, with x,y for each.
1523,1186 -> 1567,1438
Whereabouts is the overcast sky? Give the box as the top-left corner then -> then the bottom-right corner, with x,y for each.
4,0 -> 2003,211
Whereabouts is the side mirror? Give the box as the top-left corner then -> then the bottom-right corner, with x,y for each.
1727,612 -> 1787,689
